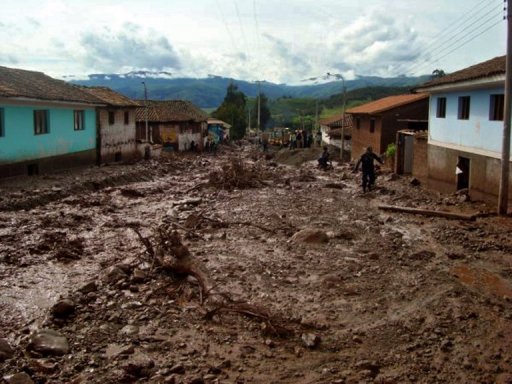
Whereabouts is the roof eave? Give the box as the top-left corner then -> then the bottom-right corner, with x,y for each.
416,74 -> 505,93
0,96 -> 105,107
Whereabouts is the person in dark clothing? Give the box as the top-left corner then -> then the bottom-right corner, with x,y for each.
318,146 -> 330,169
353,146 -> 383,192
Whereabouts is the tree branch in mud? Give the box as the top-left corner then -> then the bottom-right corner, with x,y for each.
133,226 -> 210,300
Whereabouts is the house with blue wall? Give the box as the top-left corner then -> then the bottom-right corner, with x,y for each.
416,56 -> 510,202
0,66 -> 103,177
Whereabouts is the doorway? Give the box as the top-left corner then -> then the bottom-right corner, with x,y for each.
456,156 -> 470,191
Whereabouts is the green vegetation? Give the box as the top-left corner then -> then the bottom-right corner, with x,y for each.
212,83 -> 247,139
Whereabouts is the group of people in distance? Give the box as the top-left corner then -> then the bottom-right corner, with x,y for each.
318,145 -> 384,193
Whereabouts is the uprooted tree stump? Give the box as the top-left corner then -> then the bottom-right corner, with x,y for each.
134,225 -> 211,298
133,224 -> 304,338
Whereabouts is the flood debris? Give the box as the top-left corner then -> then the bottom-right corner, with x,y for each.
0,144 -> 511,383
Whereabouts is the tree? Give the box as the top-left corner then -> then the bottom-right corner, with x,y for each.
251,92 -> 271,130
212,83 -> 247,139
431,69 -> 446,79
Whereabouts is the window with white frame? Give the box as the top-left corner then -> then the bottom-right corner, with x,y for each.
74,110 -> 85,130
34,110 -> 49,134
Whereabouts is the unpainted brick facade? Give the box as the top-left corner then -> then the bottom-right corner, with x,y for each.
350,100 -> 429,160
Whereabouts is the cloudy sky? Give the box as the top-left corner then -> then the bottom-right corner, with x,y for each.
0,0 -> 506,83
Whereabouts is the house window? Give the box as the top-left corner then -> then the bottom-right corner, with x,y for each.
34,110 -> 49,134
73,110 -> 85,130
436,97 -> 446,118
0,108 -> 4,137
489,94 -> 504,121
458,96 -> 470,120
370,119 -> 375,133
124,111 -> 129,125
108,111 -> 115,125
356,117 -> 361,129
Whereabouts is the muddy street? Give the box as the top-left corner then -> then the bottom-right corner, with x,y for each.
1,144 -> 512,384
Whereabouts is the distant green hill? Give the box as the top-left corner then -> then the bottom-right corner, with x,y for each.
70,72 -> 430,109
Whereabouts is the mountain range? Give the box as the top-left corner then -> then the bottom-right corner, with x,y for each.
70,72 -> 431,109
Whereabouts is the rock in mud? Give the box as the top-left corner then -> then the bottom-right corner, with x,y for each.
132,269 -> 147,283
301,333 -> 321,349
51,298 -> 75,318
104,266 -> 128,284
27,329 -> 69,356
78,281 -> 98,294
291,229 -> 329,244
3,372 -> 34,384
0,338 -> 15,361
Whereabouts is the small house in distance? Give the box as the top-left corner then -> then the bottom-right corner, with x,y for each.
415,55 -> 510,202
0,66 -> 101,177
80,86 -> 140,164
346,94 -> 429,161
135,100 -> 208,152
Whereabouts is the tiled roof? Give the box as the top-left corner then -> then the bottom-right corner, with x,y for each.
346,93 -> 428,115
319,113 -> 352,128
135,100 -> 208,123
207,118 -> 232,128
80,86 -> 140,107
0,66 -> 101,104
417,55 -> 505,89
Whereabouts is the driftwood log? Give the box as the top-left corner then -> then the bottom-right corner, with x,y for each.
378,204 -> 477,221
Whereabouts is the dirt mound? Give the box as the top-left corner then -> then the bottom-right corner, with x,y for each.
274,147 -> 326,166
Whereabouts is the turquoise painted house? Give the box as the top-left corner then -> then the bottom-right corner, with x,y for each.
0,66 -> 103,177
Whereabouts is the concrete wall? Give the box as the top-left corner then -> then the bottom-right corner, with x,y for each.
429,88 -> 507,154
412,134 -> 428,183
0,103 -> 96,176
427,144 -> 512,203
98,108 -> 138,164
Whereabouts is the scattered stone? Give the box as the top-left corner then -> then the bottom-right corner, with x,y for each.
104,266 -> 128,284
119,325 -> 140,337
27,329 -> 69,356
388,173 -> 400,181
51,298 -> 75,318
291,229 -> 329,244
410,178 -> 421,186
410,250 -> 436,260
169,363 -> 186,374
301,333 -> 321,349
189,377 -> 205,384
3,372 -> 34,384
132,269 -> 147,283
78,281 -> 98,294
0,338 -> 15,361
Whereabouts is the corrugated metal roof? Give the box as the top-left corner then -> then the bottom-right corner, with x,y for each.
417,55 -> 505,89
0,66 -> 101,104
346,93 -> 428,115
135,100 -> 208,123
80,86 -> 140,107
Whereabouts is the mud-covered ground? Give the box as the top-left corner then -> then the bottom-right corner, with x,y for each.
1,143 -> 512,384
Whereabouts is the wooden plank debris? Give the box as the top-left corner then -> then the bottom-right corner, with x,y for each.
378,204 -> 478,221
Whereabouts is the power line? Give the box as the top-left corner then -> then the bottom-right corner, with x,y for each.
233,0 -> 250,61
214,0 -> 240,57
405,12 -> 504,76
392,0 -> 503,75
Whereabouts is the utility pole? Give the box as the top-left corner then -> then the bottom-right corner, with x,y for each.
257,81 -> 261,135
142,81 -> 149,143
498,0 -> 512,215
327,73 -> 346,162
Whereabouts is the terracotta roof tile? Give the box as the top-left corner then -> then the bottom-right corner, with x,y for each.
319,113 -> 352,128
346,93 -> 428,115
0,66 -> 101,104
417,55 -> 505,89
80,86 -> 140,107
135,100 -> 208,123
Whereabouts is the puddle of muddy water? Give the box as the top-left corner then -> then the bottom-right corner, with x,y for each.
453,264 -> 512,299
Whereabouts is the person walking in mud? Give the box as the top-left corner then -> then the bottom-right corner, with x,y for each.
353,146 -> 383,193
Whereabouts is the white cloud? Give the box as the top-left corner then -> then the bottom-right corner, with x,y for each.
0,0 -> 506,82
